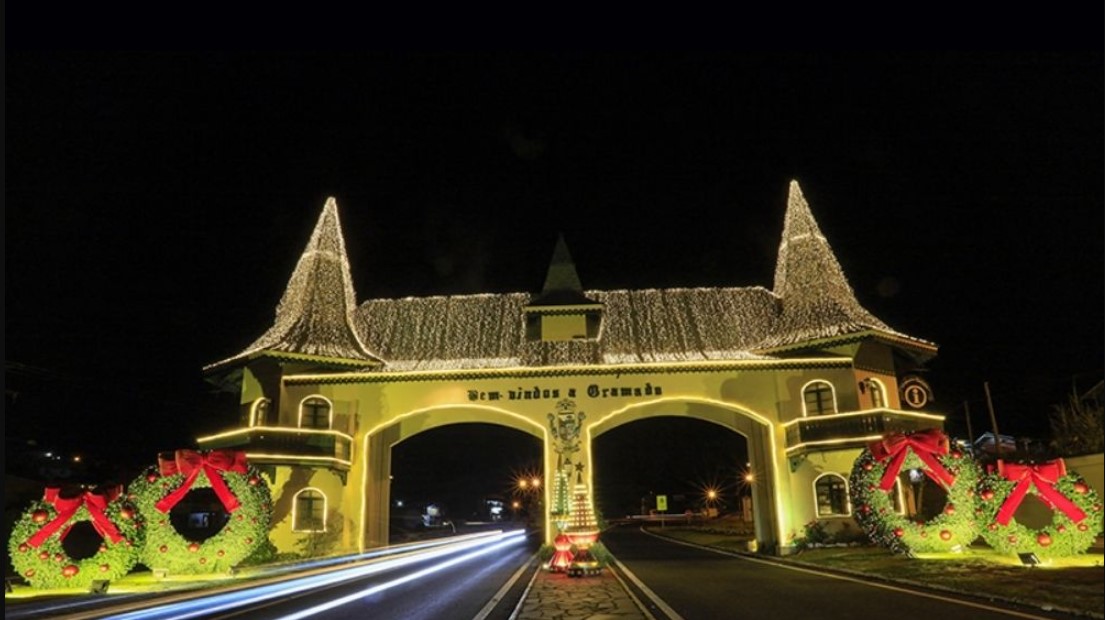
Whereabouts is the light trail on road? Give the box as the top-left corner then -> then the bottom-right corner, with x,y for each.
98,530 -> 527,620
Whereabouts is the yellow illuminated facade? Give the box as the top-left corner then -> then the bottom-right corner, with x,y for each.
200,182 -> 943,555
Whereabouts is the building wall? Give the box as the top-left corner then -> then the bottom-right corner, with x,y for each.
271,360 -> 889,554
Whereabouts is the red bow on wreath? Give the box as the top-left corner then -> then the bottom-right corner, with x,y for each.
155,449 -> 247,514
869,429 -> 956,491
995,459 -> 1086,526
27,485 -> 124,548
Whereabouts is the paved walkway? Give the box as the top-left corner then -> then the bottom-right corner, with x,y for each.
513,565 -> 650,619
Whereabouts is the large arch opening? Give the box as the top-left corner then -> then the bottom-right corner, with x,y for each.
593,416 -> 748,520
389,423 -> 543,541
587,399 -> 781,549
363,406 -> 546,549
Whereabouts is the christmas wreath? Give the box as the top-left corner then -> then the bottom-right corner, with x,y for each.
850,429 -> 982,554
9,485 -> 144,589
129,449 -> 272,574
976,458 -> 1102,557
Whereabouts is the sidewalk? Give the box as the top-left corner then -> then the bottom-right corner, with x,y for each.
513,565 -> 650,619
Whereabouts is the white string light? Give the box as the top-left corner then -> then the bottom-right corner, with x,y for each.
207,182 -> 931,373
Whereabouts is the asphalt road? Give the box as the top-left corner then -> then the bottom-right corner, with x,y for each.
602,525 -> 1085,620
6,532 -> 539,620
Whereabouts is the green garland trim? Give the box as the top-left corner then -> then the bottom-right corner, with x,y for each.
8,494 -> 144,589
850,446 -> 982,555
128,465 -> 272,574
976,467 -> 1103,558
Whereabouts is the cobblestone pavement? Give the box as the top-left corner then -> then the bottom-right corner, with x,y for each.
513,566 -> 651,619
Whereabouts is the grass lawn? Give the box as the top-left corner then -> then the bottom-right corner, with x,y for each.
648,523 -> 1104,618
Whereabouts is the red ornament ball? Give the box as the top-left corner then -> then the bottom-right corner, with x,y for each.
248,476 -> 260,486
54,553 -> 65,562
950,450 -> 962,459
62,564 -> 80,578
24,569 -> 36,578
892,528 -> 904,538
188,542 -> 201,553
1073,482 -> 1089,494
18,543 -> 29,553
1036,533 -> 1053,547
146,473 -> 159,483
31,509 -> 49,524
38,551 -> 50,560
100,563 -> 111,572
1078,523 -> 1089,532
1057,524 -> 1067,533
99,544 -> 108,553
120,507 -> 134,520
944,504 -> 956,515
159,545 -> 169,553
1007,535 -> 1018,544
980,489 -> 994,501
939,530 -> 953,541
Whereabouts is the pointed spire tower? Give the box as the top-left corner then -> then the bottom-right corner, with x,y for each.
524,233 -> 603,342
535,233 -> 589,306
760,180 -> 896,348
205,197 -> 384,372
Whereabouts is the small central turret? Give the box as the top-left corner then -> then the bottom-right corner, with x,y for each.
524,234 -> 604,342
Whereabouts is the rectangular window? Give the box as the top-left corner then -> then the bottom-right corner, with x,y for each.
816,476 -> 849,516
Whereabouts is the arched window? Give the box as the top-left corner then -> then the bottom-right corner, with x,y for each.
250,398 -> 271,427
814,473 -> 850,516
803,381 -> 837,416
293,489 -> 327,532
868,379 -> 886,408
299,396 -> 332,429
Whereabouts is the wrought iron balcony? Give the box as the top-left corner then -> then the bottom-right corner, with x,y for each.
784,408 -> 944,460
196,426 -> 354,472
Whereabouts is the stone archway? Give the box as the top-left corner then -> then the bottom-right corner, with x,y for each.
585,398 -> 781,550
361,405 -> 547,549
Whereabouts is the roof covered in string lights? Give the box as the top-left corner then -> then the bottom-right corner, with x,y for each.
206,181 -> 935,373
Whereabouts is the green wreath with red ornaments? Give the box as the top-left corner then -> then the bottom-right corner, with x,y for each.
849,429 -> 982,554
976,458 -> 1102,558
9,485 -> 144,589
128,449 -> 272,574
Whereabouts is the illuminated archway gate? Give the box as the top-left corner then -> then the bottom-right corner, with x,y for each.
202,186 -> 945,557
283,360 -> 819,553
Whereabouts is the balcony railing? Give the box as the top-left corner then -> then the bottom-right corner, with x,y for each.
784,408 -> 944,458
196,426 -> 353,471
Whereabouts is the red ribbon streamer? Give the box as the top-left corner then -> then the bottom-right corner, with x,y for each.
27,485 -> 124,548
869,429 -> 955,491
995,459 -> 1086,526
155,449 -> 247,514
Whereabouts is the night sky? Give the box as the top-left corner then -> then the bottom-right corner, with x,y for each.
5,49 -> 1103,506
